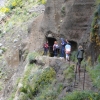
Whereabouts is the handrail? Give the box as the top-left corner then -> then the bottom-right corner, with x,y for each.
74,62 -> 87,90
83,64 -> 86,90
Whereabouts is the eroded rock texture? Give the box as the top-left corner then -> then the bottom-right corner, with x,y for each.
41,0 -> 96,61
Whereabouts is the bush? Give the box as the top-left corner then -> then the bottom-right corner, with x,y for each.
70,51 -> 77,62
18,65 -> 56,100
38,0 -> 47,4
88,63 -> 100,89
27,52 -> 39,64
0,7 -> 10,13
97,55 -> 100,63
63,65 -> 74,81
62,91 -> 100,100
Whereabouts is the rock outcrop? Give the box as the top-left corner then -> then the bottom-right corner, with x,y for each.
40,0 -> 97,61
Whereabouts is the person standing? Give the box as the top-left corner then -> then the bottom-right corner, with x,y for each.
53,41 -> 59,57
60,38 -> 66,58
43,41 -> 49,55
77,45 -> 84,65
65,40 -> 71,61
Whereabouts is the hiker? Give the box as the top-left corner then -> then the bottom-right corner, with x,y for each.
43,41 -> 49,55
53,41 -> 59,57
65,40 -> 71,61
60,38 -> 66,58
77,45 -> 84,65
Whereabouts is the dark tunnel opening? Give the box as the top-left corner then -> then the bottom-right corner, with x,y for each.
69,41 -> 77,51
47,37 -> 56,57
46,38 -> 77,57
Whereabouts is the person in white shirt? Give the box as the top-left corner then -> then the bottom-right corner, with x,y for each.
65,41 -> 71,61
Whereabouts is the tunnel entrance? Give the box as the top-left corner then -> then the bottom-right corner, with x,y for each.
46,38 -> 77,57
69,41 -> 77,51
47,37 -> 56,57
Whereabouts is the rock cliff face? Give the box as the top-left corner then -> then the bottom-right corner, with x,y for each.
41,0 -> 96,60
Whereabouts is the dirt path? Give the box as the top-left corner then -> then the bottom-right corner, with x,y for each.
74,69 -> 93,91
56,62 -> 94,100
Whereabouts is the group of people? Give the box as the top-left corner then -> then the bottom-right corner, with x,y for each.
43,38 -> 84,65
43,38 -> 71,61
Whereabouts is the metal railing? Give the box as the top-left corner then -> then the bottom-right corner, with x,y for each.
74,63 -> 86,90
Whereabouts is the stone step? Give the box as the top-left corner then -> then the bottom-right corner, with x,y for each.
72,2 -> 95,12
74,2 -> 95,6
75,0 -> 94,2
71,23 -> 88,26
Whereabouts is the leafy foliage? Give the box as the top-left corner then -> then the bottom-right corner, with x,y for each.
27,52 -> 39,64
62,91 -> 100,100
97,54 -> 100,63
9,63 -> 56,100
0,7 -> 10,13
90,1 -> 100,46
0,0 -> 40,38
63,65 -> 74,81
38,0 -> 47,4
88,63 -> 100,89
70,51 -> 77,62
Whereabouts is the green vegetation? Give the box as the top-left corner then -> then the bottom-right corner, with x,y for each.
88,62 -> 100,89
38,0 -> 47,4
63,65 -> 74,82
9,63 -> 56,100
27,52 -> 39,64
61,6 -> 66,17
90,0 -> 100,46
62,91 -> 100,100
20,66 -> 56,99
70,51 -> 77,62
0,0 -> 46,38
96,0 -> 100,4
0,82 -> 3,91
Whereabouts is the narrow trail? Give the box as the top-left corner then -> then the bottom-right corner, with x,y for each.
56,61 -> 94,100
74,67 -> 93,91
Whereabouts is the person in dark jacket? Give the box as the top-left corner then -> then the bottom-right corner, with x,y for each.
60,38 -> 66,58
77,45 -> 84,65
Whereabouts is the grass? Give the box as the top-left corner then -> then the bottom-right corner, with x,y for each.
90,0 -> 100,44
0,0 -> 44,38
62,91 -> 100,100
88,63 -> 100,89
96,0 -> 100,5
63,64 -> 75,82
9,62 -> 56,100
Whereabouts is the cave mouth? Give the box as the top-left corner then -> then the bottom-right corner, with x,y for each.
47,37 -> 56,57
69,41 -> 77,51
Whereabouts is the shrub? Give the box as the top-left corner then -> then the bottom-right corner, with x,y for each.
27,52 -> 39,64
0,7 -> 10,13
63,65 -> 74,81
38,0 -> 47,4
88,63 -> 100,89
61,6 -> 66,17
97,55 -> 100,63
18,65 -> 56,100
63,91 -> 100,100
1,47 -> 7,53
70,51 -> 77,62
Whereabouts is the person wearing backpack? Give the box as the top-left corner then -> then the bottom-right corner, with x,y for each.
43,41 -> 49,55
77,45 -> 84,65
53,41 -> 59,57
65,40 -> 71,61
